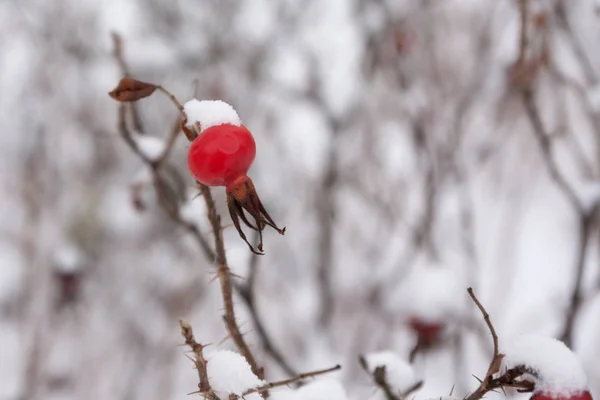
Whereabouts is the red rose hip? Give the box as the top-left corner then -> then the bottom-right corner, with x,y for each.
183,99 -> 285,254
187,123 -> 256,186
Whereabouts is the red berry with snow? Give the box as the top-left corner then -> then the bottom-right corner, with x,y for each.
531,391 -> 593,400
187,123 -> 256,187
183,99 -> 285,254
502,335 -> 593,400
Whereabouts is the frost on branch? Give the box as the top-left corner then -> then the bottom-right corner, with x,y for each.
183,99 -> 242,133
501,335 -> 591,398
206,350 -> 265,397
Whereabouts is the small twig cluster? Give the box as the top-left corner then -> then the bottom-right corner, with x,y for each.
358,355 -> 423,400
513,0 -> 599,348
463,288 -> 534,400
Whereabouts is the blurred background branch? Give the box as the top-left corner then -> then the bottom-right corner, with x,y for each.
1,0 -> 600,399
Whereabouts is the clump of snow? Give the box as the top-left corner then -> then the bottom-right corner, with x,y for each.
53,244 -> 85,273
363,351 -> 418,394
183,99 -> 242,133
501,335 -> 589,395
295,379 -> 348,400
206,350 -> 264,396
393,266 -> 463,324
134,134 -> 165,161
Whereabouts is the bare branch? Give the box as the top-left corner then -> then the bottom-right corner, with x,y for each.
559,211 -> 597,345
198,183 -> 264,380
179,320 -> 220,400
521,89 -> 584,213
243,365 -> 341,396
515,4 -> 597,346
464,288 -> 534,400
116,103 -> 216,261
554,2 -> 598,86
111,33 -> 144,133
467,288 -> 498,381
235,241 -> 299,377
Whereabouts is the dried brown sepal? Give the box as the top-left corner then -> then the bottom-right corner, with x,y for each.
108,77 -> 157,102
181,118 -> 197,142
226,176 -> 285,255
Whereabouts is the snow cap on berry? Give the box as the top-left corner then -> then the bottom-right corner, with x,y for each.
183,99 -> 242,133
501,335 -> 589,397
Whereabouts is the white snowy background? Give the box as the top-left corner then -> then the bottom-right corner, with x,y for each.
1,0 -> 599,399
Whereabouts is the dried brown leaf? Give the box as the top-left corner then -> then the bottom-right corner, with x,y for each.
108,77 -> 157,102
181,118 -> 197,141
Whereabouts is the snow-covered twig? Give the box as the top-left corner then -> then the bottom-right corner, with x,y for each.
242,364 -> 341,396
179,320 -> 220,400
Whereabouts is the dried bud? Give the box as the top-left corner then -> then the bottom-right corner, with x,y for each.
181,118 -> 197,142
108,77 -> 157,102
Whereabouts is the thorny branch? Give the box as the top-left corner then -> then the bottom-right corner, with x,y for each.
464,288 -> 534,400
111,34 -> 298,381
467,288 -> 498,382
197,183 -> 264,380
242,364 -> 341,396
179,320 -> 219,400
